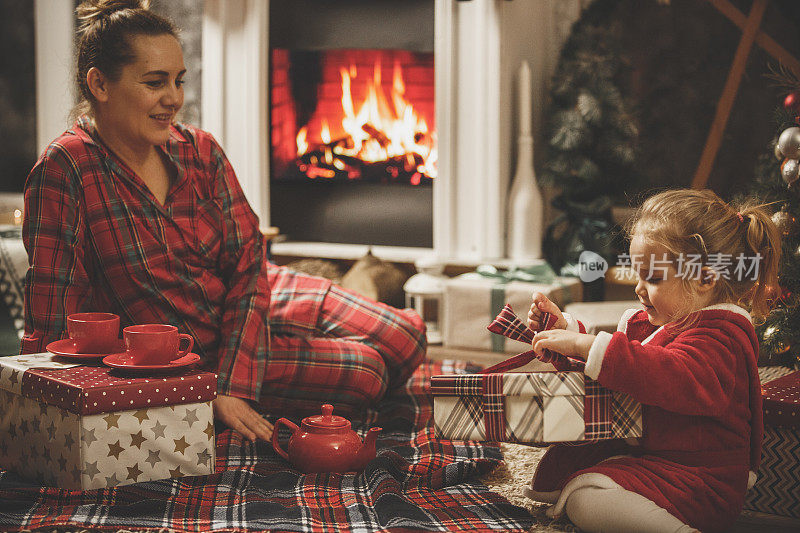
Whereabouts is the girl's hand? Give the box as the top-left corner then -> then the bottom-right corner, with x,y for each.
532,329 -> 596,361
527,292 -> 567,330
213,394 -> 274,442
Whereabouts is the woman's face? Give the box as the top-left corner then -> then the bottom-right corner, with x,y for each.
98,33 -> 185,149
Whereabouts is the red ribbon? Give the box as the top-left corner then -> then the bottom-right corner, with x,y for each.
486,304 -> 585,372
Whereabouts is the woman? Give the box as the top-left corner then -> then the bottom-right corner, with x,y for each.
22,0 -> 426,441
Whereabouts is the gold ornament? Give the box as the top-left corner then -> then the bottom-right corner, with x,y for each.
771,207 -> 799,238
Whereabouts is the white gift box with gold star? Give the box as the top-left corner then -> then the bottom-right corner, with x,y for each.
0,353 -> 216,490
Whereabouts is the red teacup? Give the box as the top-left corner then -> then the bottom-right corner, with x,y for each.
123,324 -> 194,366
67,312 -> 120,354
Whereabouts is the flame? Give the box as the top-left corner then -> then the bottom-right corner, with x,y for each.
296,58 -> 436,180
321,119 -> 331,144
296,126 -> 308,156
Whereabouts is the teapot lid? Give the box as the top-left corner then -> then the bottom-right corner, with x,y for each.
303,404 -> 350,430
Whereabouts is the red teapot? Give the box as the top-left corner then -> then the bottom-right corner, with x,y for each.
272,404 -> 382,473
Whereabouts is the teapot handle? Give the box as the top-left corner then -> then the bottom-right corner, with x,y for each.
272,417 -> 298,461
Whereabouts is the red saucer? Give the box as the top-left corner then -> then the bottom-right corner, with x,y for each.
102,352 -> 201,373
47,338 -> 126,361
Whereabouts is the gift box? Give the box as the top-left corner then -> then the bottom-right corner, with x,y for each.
0,353 -> 217,490
433,304 -> 642,444
442,265 -> 582,353
744,367 -> 800,518
431,370 -> 642,444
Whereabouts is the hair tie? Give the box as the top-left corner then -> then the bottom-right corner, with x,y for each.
736,212 -> 744,223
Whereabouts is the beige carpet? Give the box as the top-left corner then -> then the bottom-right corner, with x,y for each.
480,444 -> 578,533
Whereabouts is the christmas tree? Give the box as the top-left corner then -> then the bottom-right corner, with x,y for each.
751,89 -> 800,368
538,0 -> 761,273
539,0 -> 636,273
540,0 -> 638,202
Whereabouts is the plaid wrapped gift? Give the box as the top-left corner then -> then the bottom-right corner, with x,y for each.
432,305 -> 642,444
0,353 -> 216,490
744,367 -> 800,518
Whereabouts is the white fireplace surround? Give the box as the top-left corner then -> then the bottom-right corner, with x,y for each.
202,0 -> 586,264
34,0 -> 587,264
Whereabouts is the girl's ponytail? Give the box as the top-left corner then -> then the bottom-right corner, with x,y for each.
737,206 -> 782,321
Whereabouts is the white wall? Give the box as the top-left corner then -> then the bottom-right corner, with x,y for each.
34,0 -> 75,155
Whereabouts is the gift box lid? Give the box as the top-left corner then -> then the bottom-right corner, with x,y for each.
0,353 -> 217,415
762,370 -> 800,428
448,272 -> 580,292
431,371 -> 585,397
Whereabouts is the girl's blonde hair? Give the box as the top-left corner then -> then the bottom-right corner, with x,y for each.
628,189 -> 781,323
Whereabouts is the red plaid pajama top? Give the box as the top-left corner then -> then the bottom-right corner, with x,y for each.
21,116 -> 298,400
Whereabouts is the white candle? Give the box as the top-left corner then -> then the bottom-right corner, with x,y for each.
519,61 -> 531,137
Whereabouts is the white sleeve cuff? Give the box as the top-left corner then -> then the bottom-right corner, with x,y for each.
748,471 -> 757,490
617,308 -> 641,333
585,331 -> 613,380
562,313 -> 579,332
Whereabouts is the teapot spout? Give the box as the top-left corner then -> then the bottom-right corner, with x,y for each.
353,427 -> 382,471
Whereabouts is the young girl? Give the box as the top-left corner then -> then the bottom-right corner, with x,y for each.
525,189 -> 781,533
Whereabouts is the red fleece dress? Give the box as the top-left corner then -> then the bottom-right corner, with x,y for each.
530,306 -> 763,533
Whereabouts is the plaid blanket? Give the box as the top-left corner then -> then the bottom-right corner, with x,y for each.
0,360 -> 534,532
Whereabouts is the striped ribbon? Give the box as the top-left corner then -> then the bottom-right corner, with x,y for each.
482,373 -> 506,441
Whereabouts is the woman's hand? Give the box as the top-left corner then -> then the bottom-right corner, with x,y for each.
531,329 -> 596,361
527,292 -> 567,330
213,394 -> 274,442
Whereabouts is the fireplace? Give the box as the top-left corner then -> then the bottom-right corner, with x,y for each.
270,45 -> 436,246
271,49 -> 436,185
201,0 -> 581,263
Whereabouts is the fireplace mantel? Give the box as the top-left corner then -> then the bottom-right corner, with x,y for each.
198,0 -> 584,264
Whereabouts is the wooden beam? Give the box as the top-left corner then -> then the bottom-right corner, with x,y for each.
707,0 -> 800,77
692,0 -> 769,190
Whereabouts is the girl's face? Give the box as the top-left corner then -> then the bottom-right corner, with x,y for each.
97,34 -> 185,150
630,235 -> 696,326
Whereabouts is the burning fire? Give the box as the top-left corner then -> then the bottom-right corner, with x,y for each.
295,59 -> 436,184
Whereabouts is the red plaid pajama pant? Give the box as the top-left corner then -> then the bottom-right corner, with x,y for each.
259,264 -> 427,417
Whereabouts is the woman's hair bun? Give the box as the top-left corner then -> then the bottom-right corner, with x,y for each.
77,0 -> 150,29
